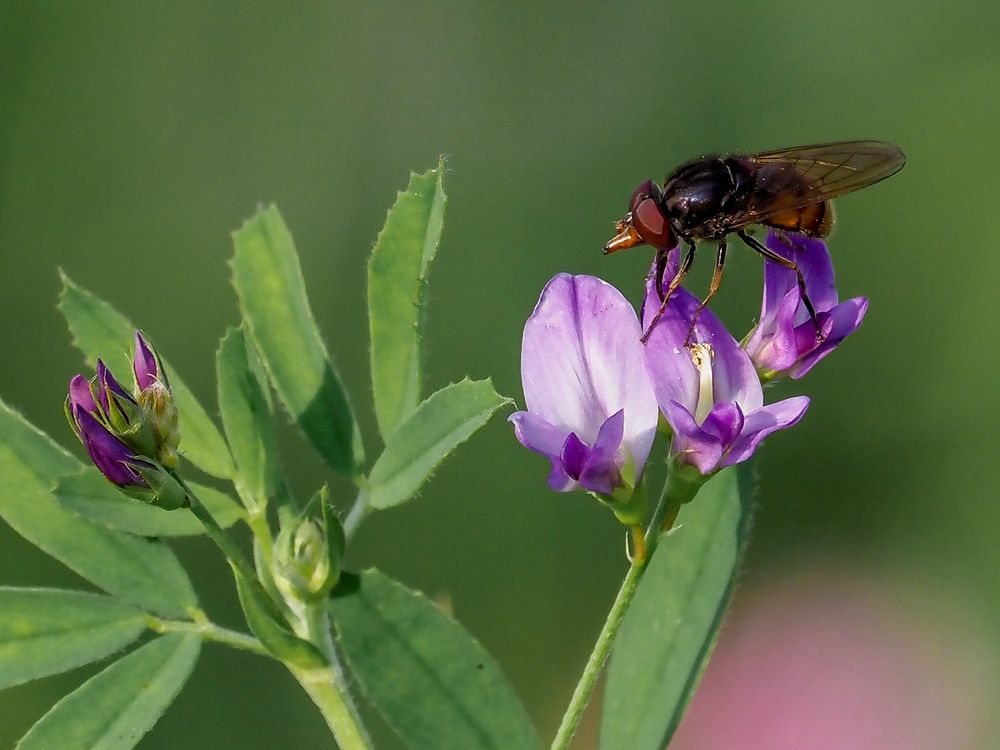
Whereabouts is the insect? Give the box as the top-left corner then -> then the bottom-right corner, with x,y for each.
603,140 -> 906,343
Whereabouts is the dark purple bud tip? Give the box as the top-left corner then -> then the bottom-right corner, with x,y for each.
68,374 -> 98,413
133,331 -> 161,391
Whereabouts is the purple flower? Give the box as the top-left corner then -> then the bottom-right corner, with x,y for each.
510,274 -> 658,497
642,269 -> 810,475
744,231 -> 868,379
67,378 -> 148,488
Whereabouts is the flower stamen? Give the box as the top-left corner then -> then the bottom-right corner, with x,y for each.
689,343 -> 714,425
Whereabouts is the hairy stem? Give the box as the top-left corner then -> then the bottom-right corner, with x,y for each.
288,664 -> 375,750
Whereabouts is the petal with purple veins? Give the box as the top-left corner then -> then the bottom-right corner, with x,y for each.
642,274 -> 763,415
765,231 -> 839,314
520,274 -> 657,474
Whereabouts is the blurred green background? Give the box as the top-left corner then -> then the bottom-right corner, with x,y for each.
1,1 -> 997,748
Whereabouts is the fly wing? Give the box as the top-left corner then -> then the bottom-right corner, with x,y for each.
727,140 -> 905,228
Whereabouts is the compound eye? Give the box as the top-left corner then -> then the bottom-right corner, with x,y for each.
632,197 -> 673,247
628,179 -> 658,212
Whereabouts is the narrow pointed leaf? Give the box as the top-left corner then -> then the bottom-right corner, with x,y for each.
55,469 -> 243,537
0,588 -> 146,690
231,205 -> 363,476
367,378 -> 512,510
57,272 -> 235,479
0,398 -> 197,617
216,326 -> 277,503
333,569 -> 542,750
599,466 -> 755,750
368,160 -> 446,438
16,634 -> 200,750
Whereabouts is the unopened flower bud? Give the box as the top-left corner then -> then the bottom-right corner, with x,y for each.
133,332 -> 180,467
273,518 -> 335,604
65,330 -> 187,508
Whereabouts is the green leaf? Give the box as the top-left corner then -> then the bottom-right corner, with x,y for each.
57,272 -> 235,480
216,326 -> 277,502
231,565 -> 325,668
55,469 -> 244,537
368,161 -> 446,438
333,569 -> 541,750
231,205 -> 363,476
0,398 -> 198,618
16,634 -> 200,750
367,378 -> 512,510
599,465 -> 754,750
0,588 -> 146,690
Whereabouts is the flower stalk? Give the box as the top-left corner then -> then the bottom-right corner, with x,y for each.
549,466 -> 705,750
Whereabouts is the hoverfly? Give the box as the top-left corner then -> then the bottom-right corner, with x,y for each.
603,140 -> 906,342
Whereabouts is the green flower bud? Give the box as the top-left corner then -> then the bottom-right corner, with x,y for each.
273,518 -> 335,604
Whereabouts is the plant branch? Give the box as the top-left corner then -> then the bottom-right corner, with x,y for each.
148,614 -> 269,657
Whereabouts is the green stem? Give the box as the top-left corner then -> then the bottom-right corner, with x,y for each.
175,475 -> 279,613
287,663 -> 375,750
342,488 -> 369,539
549,466 -> 704,750
148,614 -> 269,657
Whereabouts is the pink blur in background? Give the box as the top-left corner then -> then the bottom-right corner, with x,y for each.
670,570 -> 993,750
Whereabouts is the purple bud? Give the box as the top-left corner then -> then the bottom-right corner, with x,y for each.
72,405 -> 147,488
95,359 -> 135,419
133,331 -> 162,391
68,374 -> 98,413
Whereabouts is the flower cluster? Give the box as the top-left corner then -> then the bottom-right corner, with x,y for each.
511,231 -> 866,512
65,331 -> 186,508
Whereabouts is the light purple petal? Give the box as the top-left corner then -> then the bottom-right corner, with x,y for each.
642,269 -> 763,413
73,405 -> 144,487
509,411 -> 576,491
765,231 -> 839,314
790,297 -> 868,379
579,409 -> 625,494
744,286 -> 801,373
665,400 -> 725,475
68,374 -> 98,414
133,331 -> 160,391
719,396 -> 811,469
520,274 -> 657,472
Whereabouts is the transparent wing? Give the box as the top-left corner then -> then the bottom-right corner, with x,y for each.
729,140 -> 905,227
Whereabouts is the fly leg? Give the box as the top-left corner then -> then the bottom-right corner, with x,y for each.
684,238 -> 727,347
641,240 -> 696,344
736,229 -> 822,340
